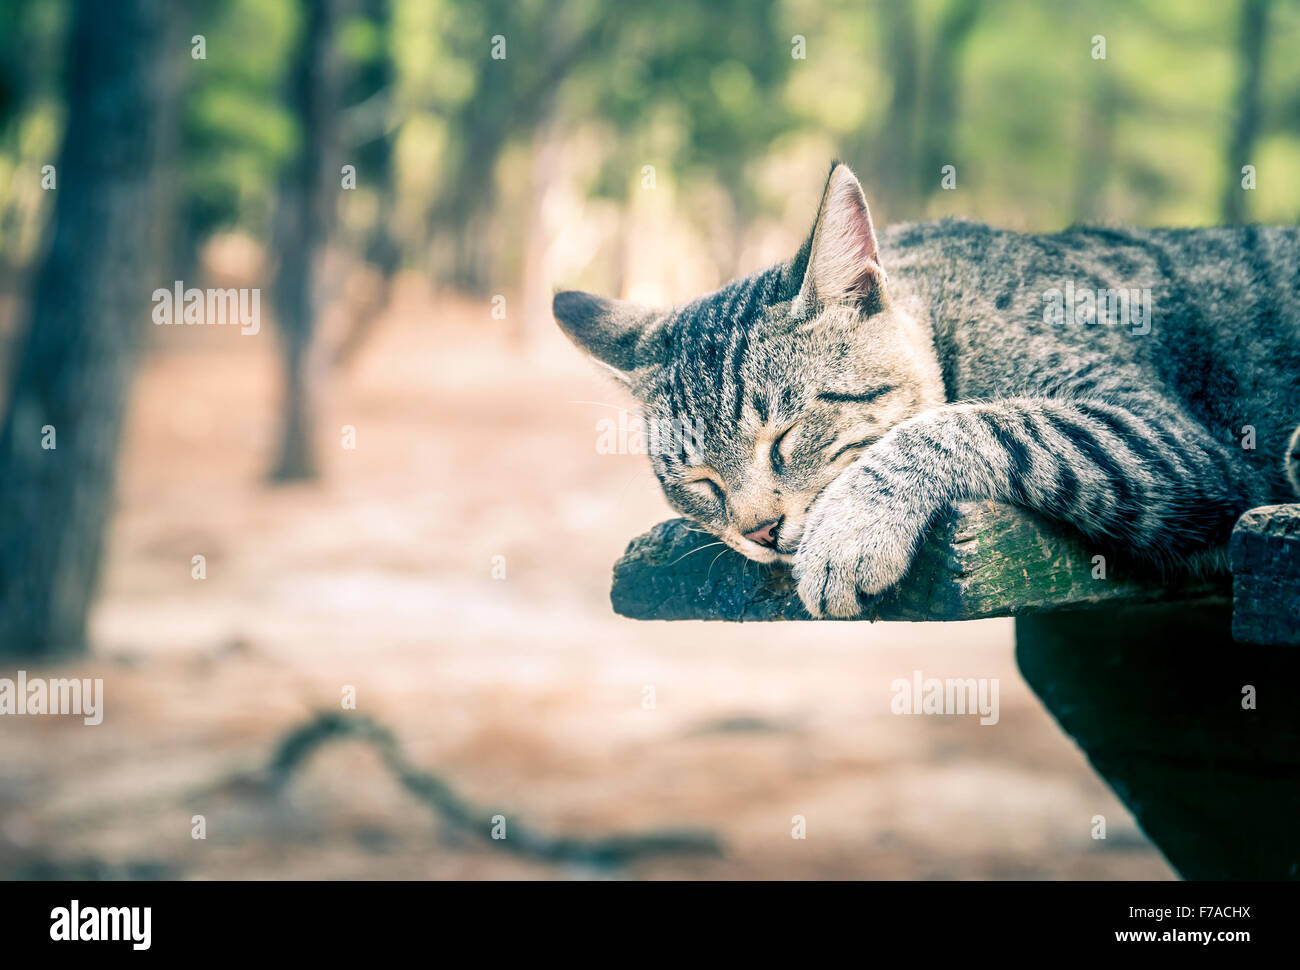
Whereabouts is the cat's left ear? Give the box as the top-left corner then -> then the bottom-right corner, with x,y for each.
552,290 -> 663,378
793,163 -> 885,313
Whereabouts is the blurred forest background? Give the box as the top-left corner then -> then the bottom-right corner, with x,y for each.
3,0 -> 1299,652
0,0 -> 1295,880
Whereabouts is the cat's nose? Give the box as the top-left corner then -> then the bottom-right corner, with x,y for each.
743,517 -> 783,548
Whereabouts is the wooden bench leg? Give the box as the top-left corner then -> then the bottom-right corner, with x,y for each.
1015,602 -> 1300,880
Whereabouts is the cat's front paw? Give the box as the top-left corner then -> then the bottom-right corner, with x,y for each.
792,465 -> 933,618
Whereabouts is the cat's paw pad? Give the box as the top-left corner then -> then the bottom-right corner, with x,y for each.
791,472 -> 928,618
793,521 -> 916,618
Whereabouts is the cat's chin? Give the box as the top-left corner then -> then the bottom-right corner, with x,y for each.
730,539 -> 794,566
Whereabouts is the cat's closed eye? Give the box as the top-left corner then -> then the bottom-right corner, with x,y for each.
769,424 -> 801,473
684,474 -> 726,505
825,434 -> 879,463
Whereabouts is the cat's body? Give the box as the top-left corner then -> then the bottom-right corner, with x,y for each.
555,164 -> 1300,617
890,218 -> 1299,501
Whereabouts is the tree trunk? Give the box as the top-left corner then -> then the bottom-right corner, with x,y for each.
270,0 -> 341,482
331,0 -> 400,370
917,0 -> 981,207
854,0 -> 920,217
426,0 -> 597,294
517,115 -> 561,350
427,96 -> 512,294
1070,74 -> 1118,224
1221,0 -> 1269,225
0,0 -> 171,656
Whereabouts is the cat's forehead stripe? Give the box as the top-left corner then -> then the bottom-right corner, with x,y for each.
665,266 -> 786,433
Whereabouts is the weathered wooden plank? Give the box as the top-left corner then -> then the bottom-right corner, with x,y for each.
611,500 -> 1230,622
1230,503 -> 1300,645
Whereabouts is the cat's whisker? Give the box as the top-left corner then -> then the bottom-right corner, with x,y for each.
616,466 -> 653,502
666,541 -> 726,568
707,547 -> 732,582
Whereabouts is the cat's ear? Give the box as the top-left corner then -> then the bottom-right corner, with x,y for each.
793,163 -> 884,313
553,290 -> 662,376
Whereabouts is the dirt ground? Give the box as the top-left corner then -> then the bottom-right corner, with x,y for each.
0,280 -> 1173,879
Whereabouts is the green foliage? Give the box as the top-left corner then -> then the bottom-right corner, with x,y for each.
0,0 -> 1296,285
178,0 -> 297,247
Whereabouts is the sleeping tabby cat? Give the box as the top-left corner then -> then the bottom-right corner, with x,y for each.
554,163 -> 1300,617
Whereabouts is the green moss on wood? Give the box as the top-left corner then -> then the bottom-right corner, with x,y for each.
611,501 -> 1230,622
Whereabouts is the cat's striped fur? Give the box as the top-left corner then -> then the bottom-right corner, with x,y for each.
554,163 -> 1300,617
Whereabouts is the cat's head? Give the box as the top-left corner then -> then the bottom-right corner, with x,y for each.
554,163 -> 942,563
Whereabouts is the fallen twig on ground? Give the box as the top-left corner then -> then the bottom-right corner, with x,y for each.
266,711 -> 722,868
